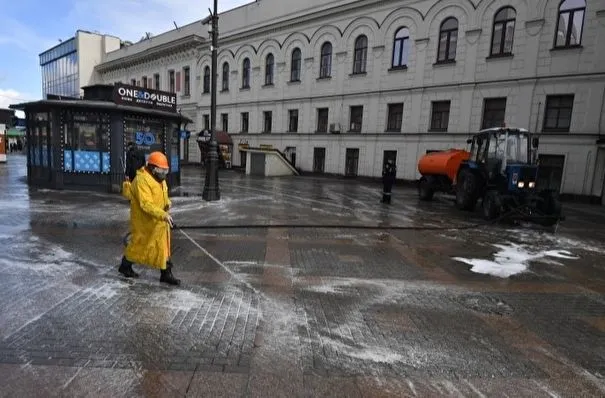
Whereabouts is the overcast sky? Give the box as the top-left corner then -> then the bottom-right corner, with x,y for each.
0,0 -> 252,110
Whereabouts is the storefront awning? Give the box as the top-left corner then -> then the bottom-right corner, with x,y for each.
216,131 -> 232,145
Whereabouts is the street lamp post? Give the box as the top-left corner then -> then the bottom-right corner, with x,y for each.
202,0 -> 220,201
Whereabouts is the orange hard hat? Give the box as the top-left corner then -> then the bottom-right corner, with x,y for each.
147,151 -> 169,169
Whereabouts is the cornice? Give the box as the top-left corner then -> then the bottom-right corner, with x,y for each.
96,35 -> 205,73
98,0 -> 431,76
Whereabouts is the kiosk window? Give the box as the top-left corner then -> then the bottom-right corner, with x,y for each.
124,117 -> 165,155
168,121 -> 180,172
29,112 -> 51,167
63,111 -> 110,173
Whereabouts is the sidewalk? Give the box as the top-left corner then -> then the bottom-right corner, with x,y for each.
1,155 -> 604,397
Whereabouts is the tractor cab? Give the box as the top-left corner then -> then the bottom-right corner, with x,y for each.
466,127 -> 539,193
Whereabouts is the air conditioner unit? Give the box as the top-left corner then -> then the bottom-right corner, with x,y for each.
329,123 -> 341,133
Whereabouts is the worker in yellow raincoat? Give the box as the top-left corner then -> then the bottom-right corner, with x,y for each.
118,151 -> 181,285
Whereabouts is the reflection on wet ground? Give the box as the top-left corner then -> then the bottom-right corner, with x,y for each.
1,154 -> 604,397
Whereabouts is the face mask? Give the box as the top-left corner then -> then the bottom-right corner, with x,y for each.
152,167 -> 169,181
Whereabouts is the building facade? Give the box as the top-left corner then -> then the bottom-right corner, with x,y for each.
92,0 -> 605,202
40,30 -> 121,98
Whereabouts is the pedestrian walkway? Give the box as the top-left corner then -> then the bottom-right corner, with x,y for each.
1,154 -> 604,397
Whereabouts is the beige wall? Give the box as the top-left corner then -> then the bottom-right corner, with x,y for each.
76,31 -> 121,92
98,0 -> 605,196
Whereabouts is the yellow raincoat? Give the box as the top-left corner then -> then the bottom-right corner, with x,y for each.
123,167 -> 171,270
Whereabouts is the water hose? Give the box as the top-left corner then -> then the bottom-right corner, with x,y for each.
121,203 -> 561,246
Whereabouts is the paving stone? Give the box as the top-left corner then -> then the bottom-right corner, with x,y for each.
1,157 -> 605,396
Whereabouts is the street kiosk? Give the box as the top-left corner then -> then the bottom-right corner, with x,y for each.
10,84 -> 191,192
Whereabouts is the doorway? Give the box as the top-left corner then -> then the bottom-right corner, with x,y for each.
250,153 -> 265,176
285,146 -> 297,167
382,150 -> 397,174
184,137 -> 189,162
240,150 -> 247,169
597,148 -> 605,205
313,147 -> 326,173
345,148 -> 359,177
537,154 -> 565,192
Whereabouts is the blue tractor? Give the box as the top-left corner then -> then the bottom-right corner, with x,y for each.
455,127 -> 563,226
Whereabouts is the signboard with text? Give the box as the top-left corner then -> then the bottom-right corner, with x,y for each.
112,84 -> 177,112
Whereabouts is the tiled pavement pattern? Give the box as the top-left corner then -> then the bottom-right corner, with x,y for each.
0,280 -> 260,372
1,155 -> 605,397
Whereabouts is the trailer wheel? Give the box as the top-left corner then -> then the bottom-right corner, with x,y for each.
419,176 -> 435,201
455,169 -> 478,211
482,190 -> 500,221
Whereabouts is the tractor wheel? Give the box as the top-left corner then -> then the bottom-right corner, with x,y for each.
455,169 -> 478,211
418,176 -> 435,201
482,190 -> 500,221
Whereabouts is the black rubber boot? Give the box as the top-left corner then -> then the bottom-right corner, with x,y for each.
160,262 -> 181,286
118,257 -> 139,278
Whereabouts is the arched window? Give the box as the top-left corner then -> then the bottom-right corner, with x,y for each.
555,0 -> 585,48
203,66 -> 210,93
437,17 -> 458,63
265,53 -> 274,85
392,27 -> 410,68
353,35 -> 368,74
290,48 -> 301,82
221,62 -> 229,91
320,42 -> 332,78
491,7 -> 516,56
242,58 -> 250,88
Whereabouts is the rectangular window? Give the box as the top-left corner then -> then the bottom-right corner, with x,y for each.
142,76 -> 148,88
123,117 -> 164,156
154,73 -> 160,90
183,66 -> 191,96
430,101 -> 451,131
349,106 -> 363,132
387,103 -> 404,132
169,70 -> 175,93
482,98 -> 507,129
288,109 -> 299,132
63,112 -> 111,173
130,78 -> 136,86
175,71 -> 181,92
203,114 -> 210,130
263,111 -> 272,133
543,95 -> 574,132
241,112 -> 249,133
221,113 -> 228,132
317,108 -> 329,133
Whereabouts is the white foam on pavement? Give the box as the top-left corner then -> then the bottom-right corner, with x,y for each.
323,337 -> 404,364
453,243 -> 579,278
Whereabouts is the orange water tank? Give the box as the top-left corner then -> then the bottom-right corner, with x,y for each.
418,149 -> 470,183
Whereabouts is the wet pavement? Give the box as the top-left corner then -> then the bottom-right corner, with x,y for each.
1,154 -> 605,397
